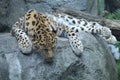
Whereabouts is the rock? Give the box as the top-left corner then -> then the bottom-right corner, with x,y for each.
0,0 -> 26,32
27,2 -> 53,13
62,0 -> 87,11
0,0 -> 10,32
0,0 -> 103,31
0,32 -> 118,80
0,54 -> 9,80
0,23 -> 9,32
7,0 -> 27,27
0,0 -> 9,16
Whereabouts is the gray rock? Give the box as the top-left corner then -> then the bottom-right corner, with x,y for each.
7,0 -> 27,27
0,0 -> 104,31
0,0 -> 26,32
0,54 -> 9,80
0,32 -> 118,80
0,0 -> 10,32
26,2 -> 53,13
0,0 -> 9,16
63,0 -> 87,11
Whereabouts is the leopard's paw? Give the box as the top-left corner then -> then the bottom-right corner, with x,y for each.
72,42 -> 83,57
15,29 -> 33,54
69,37 -> 83,57
18,38 -> 32,55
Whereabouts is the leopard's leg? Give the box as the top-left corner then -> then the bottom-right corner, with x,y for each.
11,28 -> 32,54
64,26 -> 83,57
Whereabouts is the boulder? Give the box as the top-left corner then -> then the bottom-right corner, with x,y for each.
0,0 -> 9,16
0,0 -> 104,31
0,32 -> 118,80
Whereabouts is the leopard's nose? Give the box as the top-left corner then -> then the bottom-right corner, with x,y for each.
45,57 -> 53,63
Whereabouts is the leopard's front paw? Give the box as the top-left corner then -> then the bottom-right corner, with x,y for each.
72,43 -> 84,57
18,40 -> 32,55
69,39 -> 84,57
17,34 -> 33,55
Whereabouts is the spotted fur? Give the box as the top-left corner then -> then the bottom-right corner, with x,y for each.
11,9 -> 119,61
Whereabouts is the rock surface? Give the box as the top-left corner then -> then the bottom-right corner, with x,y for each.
0,32 -> 118,80
0,0 -> 104,32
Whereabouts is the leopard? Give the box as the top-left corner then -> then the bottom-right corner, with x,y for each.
11,9 -> 119,61
11,10 -> 58,62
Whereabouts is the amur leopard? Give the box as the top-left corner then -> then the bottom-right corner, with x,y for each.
11,9 -> 119,61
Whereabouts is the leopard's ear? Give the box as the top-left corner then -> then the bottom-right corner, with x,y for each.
25,9 -> 39,18
26,9 -> 36,14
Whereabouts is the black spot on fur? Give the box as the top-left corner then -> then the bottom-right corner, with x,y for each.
25,28 -> 28,34
25,37 -> 27,39
26,22 -> 29,26
28,10 -> 34,13
75,29 -> 79,32
42,32 -> 44,34
34,14 -> 37,19
18,30 -> 21,32
38,25 -> 41,28
61,16 -> 64,18
72,20 -> 75,24
33,34 -> 35,37
81,27 -> 84,31
92,25 -> 94,28
26,17 -> 30,20
96,30 -> 99,33
83,22 -> 87,26
72,33 -> 75,36
17,37 -> 19,40
43,16 -> 47,18
78,21 -> 80,24
37,31 -> 40,34
52,30 -> 57,33
68,16 -> 73,19
39,13 -> 42,15
66,19 -> 69,21
36,27 -> 39,31
59,28 -> 61,30
46,28 -> 49,31
91,29 -> 94,33
26,13 -> 31,17
92,22 -> 96,25
15,22 -> 19,26
32,21 -> 35,26
36,21 -> 39,26
88,28 -> 91,30
71,27 -> 75,30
